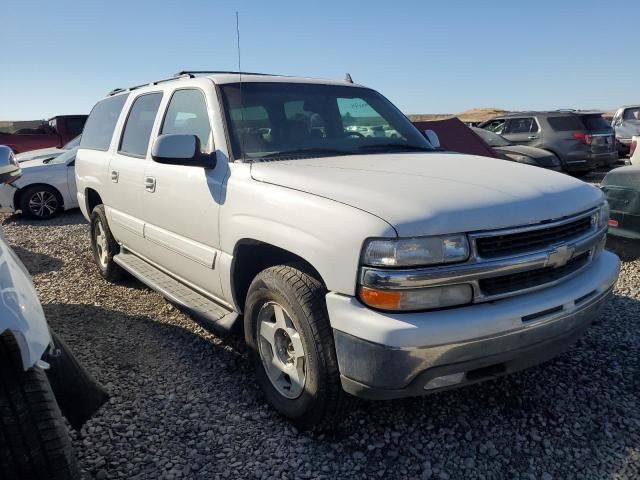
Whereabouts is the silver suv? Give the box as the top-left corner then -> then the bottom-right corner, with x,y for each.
612,105 -> 640,157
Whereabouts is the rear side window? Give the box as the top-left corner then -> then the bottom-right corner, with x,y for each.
80,94 -> 129,151
119,93 -> 163,157
580,115 -> 611,131
505,117 -> 537,134
547,116 -> 585,131
161,89 -> 212,153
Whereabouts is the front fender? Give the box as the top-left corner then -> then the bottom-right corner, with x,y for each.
0,231 -> 51,369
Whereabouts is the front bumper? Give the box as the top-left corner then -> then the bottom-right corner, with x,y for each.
327,250 -> 620,400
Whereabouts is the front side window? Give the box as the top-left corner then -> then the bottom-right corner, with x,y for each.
506,117 -> 536,134
161,89 -> 212,153
219,82 -> 432,161
119,93 -> 163,157
483,119 -> 506,134
81,94 -> 129,151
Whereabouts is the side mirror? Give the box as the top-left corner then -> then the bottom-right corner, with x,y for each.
0,146 -> 22,184
423,130 -> 441,149
151,134 -> 216,168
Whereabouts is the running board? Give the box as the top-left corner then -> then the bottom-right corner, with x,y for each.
113,252 -> 238,333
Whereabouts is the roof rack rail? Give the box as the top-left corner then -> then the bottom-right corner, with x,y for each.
106,73 -> 193,96
173,70 -> 280,78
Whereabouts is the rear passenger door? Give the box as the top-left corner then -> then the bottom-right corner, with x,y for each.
107,92 -> 163,254
502,117 -> 540,146
141,87 -> 227,300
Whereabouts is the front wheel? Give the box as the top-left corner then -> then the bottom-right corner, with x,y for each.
19,185 -> 62,220
90,204 -> 125,282
0,332 -> 80,480
244,266 -> 350,430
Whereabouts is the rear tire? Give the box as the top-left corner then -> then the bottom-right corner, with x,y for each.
19,185 -> 62,220
90,204 -> 125,282
244,265 -> 351,430
0,332 -> 80,480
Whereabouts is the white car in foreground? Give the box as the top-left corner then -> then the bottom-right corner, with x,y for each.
0,147 -> 78,220
76,72 -> 620,429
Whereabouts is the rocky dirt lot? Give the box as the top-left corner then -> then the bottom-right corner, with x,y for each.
2,209 -> 638,480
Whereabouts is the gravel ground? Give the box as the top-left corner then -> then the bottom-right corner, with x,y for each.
2,209 -> 639,480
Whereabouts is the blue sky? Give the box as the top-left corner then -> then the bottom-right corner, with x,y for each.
2,0 -> 637,119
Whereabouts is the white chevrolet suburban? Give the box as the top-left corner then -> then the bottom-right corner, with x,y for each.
76,71 -> 620,428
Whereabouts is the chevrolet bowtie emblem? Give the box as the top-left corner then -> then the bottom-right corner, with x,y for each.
546,244 -> 575,268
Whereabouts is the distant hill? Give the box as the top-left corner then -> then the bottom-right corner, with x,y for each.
408,108 -> 510,123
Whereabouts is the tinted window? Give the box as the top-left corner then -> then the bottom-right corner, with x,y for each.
580,115 -> 611,131
623,108 -> 640,120
219,82 -> 431,160
66,117 -> 86,138
547,116 -> 585,131
119,93 -> 163,157
161,89 -> 212,153
506,117 -> 536,134
81,94 -> 129,151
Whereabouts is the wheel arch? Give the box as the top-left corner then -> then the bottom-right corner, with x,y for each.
14,183 -> 64,210
230,239 -> 326,313
84,187 -> 103,214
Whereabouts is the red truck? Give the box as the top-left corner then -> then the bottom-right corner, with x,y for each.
0,115 -> 87,154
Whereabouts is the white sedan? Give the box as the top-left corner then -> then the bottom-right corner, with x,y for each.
0,146 -> 78,220
14,135 -> 81,163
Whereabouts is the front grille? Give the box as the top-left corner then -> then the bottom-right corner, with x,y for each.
475,216 -> 592,258
479,252 -> 590,297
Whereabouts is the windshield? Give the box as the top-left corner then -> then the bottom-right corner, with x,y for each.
219,82 -> 432,161
471,127 -> 510,147
63,135 -> 81,149
47,147 -> 77,165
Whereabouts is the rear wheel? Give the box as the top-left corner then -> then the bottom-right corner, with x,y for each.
19,185 -> 62,220
90,205 -> 125,282
245,265 -> 351,430
0,332 -> 80,480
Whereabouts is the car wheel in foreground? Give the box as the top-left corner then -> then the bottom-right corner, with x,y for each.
245,265 -> 351,430
90,205 -> 125,282
19,185 -> 62,220
0,332 -> 80,480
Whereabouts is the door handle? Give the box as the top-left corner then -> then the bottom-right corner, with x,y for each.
528,135 -> 539,140
111,170 -> 119,183
144,176 -> 156,193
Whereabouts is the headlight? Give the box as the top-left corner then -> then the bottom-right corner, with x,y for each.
505,153 -> 536,165
362,234 -> 469,267
594,202 -> 609,229
359,284 -> 473,311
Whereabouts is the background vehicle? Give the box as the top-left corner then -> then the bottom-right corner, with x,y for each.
0,145 -> 107,479
471,126 -> 561,170
611,105 -> 640,157
0,115 -> 86,154
601,165 -> 640,256
15,135 -> 81,163
479,111 -> 617,174
630,136 -> 639,165
0,147 -> 79,220
76,72 -> 619,429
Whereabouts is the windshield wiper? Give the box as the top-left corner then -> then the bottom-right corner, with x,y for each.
257,147 -> 352,160
356,143 -> 434,152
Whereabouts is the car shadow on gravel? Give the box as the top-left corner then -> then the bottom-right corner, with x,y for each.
11,245 -> 64,274
41,294 -> 639,479
1,209 -> 86,227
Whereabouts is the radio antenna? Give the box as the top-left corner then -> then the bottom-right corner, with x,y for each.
236,11 -> 246,161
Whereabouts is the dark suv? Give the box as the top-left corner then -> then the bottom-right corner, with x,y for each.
479,111 -> 617,174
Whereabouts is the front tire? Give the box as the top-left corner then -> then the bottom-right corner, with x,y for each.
19,185 -> 62,220
0,332 -> 80,480
245,266 -> 350,430
90,205 -> 125,282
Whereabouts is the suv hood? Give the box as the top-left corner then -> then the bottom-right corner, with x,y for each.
250,153 -> 603,237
